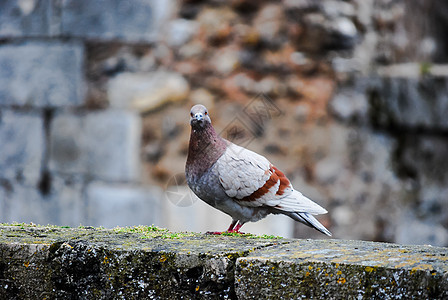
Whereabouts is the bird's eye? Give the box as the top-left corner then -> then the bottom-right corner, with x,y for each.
205,111 -> 208,115
190,112 -> 193,117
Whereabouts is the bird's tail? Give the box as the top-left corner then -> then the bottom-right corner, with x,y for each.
289,212 -> 332,236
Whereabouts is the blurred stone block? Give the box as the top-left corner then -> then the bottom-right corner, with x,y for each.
108,71 -> 190,113
0,178 -> 81,226
296,13 -> 358,52
86,182 -> 163,228
397,210 -> 448,246
50,110 -> 142,182
0,0 -> 58,37
49,113 -> 84,174
0,110 -> 44,185
370,75 -> 448,130
0,181 -> 7,221
330,80 -> 369,122
49,175 -> 85,227
396,135 -> 448,183
83,110 -> 142,181
166,19 -> 199,47
60,0 -> 173,43
0,41 -> 84,107
0,183 -> 49,224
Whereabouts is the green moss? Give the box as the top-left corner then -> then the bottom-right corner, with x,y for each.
0,223 -> 282,241
420,62 -> 432,76
113,224 -> 168,234
159,232 -> 197,239
252,234 -> 283,239
112,225 -> 197,239
111,225 -> 283,240
118,225 -> 202,240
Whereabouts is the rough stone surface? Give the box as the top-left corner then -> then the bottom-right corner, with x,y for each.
0,225 -> 283,299
0,110 -> 44,186
236,239 -> 448,299
0,42 -> 84,107
50,110 -> 142,182
0,225 -> 446,299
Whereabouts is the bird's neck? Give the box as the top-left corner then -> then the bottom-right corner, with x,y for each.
186,123 -> 227,177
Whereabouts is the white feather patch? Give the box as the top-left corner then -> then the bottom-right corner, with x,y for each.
216,144 -> 271,201
216,143 -> 327,215
276,190 -> 328,214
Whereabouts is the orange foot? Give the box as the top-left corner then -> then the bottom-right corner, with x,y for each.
205,221 -> 245,235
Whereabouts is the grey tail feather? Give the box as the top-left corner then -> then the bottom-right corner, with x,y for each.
291,212 -> 332,236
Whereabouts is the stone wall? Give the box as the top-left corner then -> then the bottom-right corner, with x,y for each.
0,224 -> 447,299
1,1 -> 448,245
0,0 -> 170,227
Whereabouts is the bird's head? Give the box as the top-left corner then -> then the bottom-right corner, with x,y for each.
190,104 -> 212,129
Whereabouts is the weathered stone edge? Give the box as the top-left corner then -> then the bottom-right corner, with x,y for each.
0,225 -> 447,299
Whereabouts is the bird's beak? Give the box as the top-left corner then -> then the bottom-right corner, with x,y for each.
194,112 -> 203,121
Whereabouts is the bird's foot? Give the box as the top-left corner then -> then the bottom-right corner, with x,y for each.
206,221 -> 245,235
227,222 -> 244,234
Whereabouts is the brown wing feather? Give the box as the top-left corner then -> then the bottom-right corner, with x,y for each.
272,166 -> 291,196
241,166 -> 279,202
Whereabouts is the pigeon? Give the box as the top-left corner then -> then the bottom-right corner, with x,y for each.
185,104 -> 331,236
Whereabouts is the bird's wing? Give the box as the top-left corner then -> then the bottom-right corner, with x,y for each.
216,143 -> 327,214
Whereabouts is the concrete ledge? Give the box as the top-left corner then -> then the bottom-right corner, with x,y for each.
236,239 -> 448,299
0,225 -> 446,299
